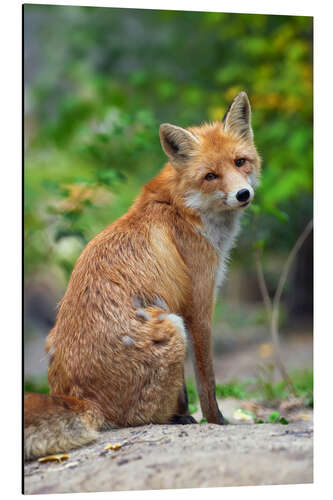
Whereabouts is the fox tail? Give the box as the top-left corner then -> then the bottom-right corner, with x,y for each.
24,392 -> 105,461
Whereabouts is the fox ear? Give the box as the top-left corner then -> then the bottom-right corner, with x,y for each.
222,92 -> 253,141
159,123 -> 200,167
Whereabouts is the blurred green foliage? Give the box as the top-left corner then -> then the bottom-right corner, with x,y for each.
25,370 -> 313,408
205,369 -> 312,405
24,6 -> 312,285
252,367 -> 313,404
215,380 -> 252,399
24,375 -> 49,395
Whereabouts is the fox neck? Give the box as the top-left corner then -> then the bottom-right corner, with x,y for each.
139,163 -> 242,294
199,208 -> 242,297
199,209 -> 241,256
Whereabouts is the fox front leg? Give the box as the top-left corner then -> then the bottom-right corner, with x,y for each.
186,317 -> 227,425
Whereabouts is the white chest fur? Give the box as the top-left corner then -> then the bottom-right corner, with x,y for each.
199,211 -> 242,298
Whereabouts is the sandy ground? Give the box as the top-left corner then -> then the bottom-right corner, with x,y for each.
24,324 -> 313,494
24,398 -> 313,494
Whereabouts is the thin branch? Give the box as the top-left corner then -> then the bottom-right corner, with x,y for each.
255,249 -> 293,391
270,219 -> 313,389
255,249 -> 272,320
254,219 -> 313,394
272,219 -> 313,319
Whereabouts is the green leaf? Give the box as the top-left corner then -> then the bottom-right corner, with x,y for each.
268,411 -> 280,423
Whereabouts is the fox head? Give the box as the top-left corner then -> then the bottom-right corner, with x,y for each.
159,92 -> 261,213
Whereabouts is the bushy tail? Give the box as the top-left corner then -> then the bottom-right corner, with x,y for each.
24,393 -> 105,461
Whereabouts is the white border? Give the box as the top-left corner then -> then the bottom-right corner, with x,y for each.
2,0 -> 333,499
16,0 -> 315,16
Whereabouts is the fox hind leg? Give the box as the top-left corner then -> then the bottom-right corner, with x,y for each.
170,381 -> 198,424
138,304 -> 196,424
127,305 -> 187,425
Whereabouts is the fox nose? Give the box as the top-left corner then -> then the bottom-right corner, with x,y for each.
236,189 -> 250,202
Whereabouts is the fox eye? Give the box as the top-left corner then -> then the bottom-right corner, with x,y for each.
205,173 -> 219,181
235,158 -> 246,167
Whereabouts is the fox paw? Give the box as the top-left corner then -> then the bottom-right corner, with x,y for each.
170,414 -> 197,425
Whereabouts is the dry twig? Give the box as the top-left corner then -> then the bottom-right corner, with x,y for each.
255,219 -> 313,393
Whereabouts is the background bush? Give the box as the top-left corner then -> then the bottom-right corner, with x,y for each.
24,6 -> 313,338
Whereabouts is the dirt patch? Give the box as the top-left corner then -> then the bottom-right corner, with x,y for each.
24,416 -> 313,494
24,330 -> 313,494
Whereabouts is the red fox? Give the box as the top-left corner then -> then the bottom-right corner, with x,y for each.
24,91 -> 261,460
